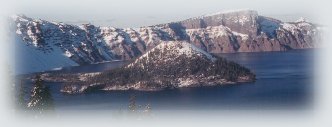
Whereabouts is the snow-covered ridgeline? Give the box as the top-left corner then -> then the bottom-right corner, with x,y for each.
186,25 -> 249,41
11,10 -> 320,74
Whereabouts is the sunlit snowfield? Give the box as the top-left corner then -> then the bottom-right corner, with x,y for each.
19,49 -> 314,111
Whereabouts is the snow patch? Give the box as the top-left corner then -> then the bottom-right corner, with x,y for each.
281,23 -> 298,34
186,25 -> 231,38
64,50 -> 73,57
296,17 -> 307,23
78,72 -> 101,81
178,78 -> 196,87
232,31 -> 249,41
127,41 -> 216,68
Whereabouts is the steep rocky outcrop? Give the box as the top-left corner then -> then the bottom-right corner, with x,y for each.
11,10 -> 320,73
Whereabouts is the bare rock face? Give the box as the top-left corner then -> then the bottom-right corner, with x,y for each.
159,10 -> 319,53
11,10 -> 320,73
170,10 -> 259,35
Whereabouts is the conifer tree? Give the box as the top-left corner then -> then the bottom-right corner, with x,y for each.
128,95 -> 136,112
27,75 -> 54,111
16,80 -> 27,109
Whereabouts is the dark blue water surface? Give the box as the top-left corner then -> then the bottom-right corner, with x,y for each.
45,50 -> 314,110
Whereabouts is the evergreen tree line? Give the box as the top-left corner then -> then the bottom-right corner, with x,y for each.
16,75 -> 54,112
77,49 -> 256,89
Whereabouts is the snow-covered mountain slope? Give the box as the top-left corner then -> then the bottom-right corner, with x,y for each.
11,15 -> 148,74
15,35 -> 78,74
11,10 -> 320,73
12,15 -> 145,64
55,41 -> 255,93
127,41 -> 216,68
159,10 -> 320,53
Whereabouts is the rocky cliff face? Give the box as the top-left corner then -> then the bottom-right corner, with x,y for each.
11,10 -> 320,73
161,10 -> 320,53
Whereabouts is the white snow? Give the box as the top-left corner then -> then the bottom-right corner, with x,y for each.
52,67 -> 63,71
206,26 -> 229,37
127,41 -> 216,68
178,78 -> 196,87
64,50 -> 73,57
281,23 -> 298,34
158,41 -> 216,60
282,23 -> 297,30
16,29 -> 22,35
100,27 -> 123,47
296,17 -> 307,23
237,15 -> 250,26
186,25 -> 231,38
297,21 -> 312,28
232,31 -> 249,41
117,35 -> 125,42
78,72 -> 101,81
147,27 -> 158,45
11,14 -> 29,22
132,37 -> 139,42
186,25 -> 249,41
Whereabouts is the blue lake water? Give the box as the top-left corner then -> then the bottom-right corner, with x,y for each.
39,50 -> 314,110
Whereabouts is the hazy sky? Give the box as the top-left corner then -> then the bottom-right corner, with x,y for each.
5,0 -> 321,28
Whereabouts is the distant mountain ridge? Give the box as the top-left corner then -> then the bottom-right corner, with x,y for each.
11,10 -> 321,74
